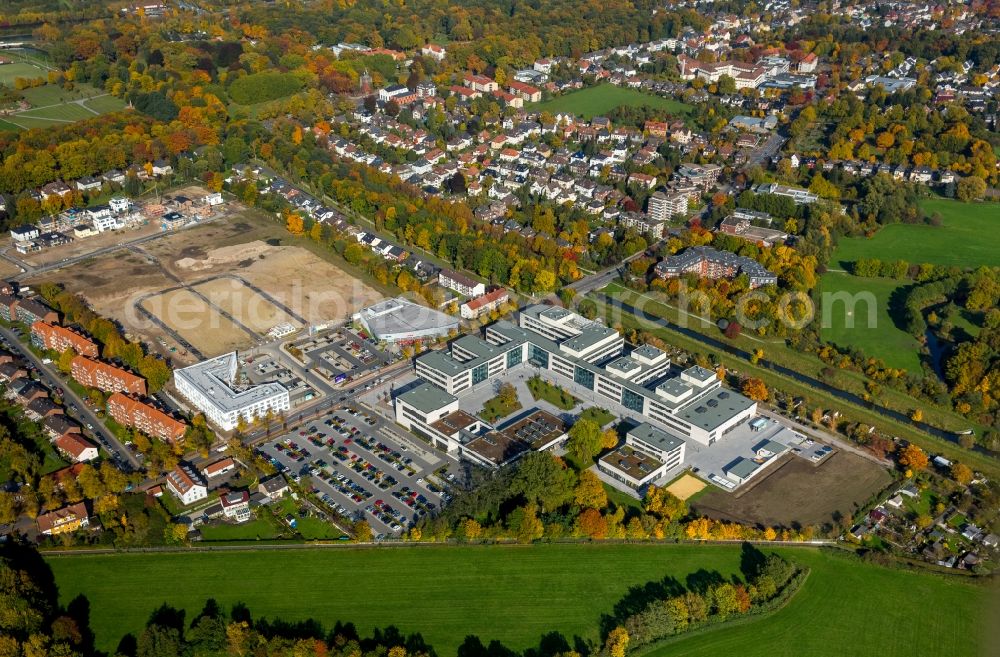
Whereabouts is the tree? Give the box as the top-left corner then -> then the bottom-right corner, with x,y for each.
352,519 -> 373,542
950,463 -> 973,485
741,377 -> 768,402
56,347 -> 76,374
497,382 -> 517,408
898,444 -> 928,471
955,176 -> 986,201
574,470 -> 608,509
605,626 -> 629,657
600,427 -> 619,450
643,486 -> 686,522
285,212 -> 304,235
511,504 -> 544,543
567,418 -> 602,463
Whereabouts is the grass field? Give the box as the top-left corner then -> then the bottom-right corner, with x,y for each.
44,545 -> 989,656
831,199 -> 1000,270
0,61 -> 47,86
0,80 -> 125,130
595,286 -> 998,475
817,272 -> 922,371
530,84 -> 693,119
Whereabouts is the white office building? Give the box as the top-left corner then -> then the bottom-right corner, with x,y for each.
174,352 -> 290,431
413,306 -> 757,446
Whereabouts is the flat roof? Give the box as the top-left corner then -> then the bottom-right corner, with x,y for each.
677,388 -> 756,432
174,352 -> 287,414
396,381 -> 457,414
465,431 -> 530,466
628,422 -> 683,452
431,409 -> 480,435
499,409 -> 567,450
355,297 -> 458,339
726,457 -> 760,478
600,445 -> 663,482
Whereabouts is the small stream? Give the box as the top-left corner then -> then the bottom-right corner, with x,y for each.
924,329 -> 947,380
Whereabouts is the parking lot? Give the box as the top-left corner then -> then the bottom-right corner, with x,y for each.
287,327 -> 394,386
258,404 -> 458,538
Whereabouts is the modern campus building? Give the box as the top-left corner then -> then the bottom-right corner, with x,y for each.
353,297 -> 459,344
408,305 -> 757,447
173,352 -> 290,431
599,423 -> 686,489
393,379 -> 567,468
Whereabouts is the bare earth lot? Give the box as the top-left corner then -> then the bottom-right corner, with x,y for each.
141,288 -> 253,356
692,451 -> 893,529
28,208 -> 382,362
192,277 -> 298,334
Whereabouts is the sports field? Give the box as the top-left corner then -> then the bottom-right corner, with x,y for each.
817,272 -> 922,372
530,84 -> 692,119
831,199 -> 1000,270
0,78 -> 126,130
45,544 -> 988,656
0,61 -> 47,86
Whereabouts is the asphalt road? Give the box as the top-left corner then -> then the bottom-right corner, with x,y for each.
0,326 -> 140,469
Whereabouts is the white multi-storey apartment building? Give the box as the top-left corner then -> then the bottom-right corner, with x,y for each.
174,352 -> 290,431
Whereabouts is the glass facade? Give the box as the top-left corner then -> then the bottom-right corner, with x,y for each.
529,344 -> 549,368
622,388 -> 644,412
574,365 -> 595,390
507,347 -> 522,368
472,363 -> 488,385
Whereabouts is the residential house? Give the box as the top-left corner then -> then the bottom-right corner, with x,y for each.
31,322 -> 99,357
461,288 -> 510,319
36,501 -> 90,535
438,269 -> 486,297
54,433 -> 99,462
165,463 -> 208,505
219,490 -> 251,522
15,299 -> 58,325
258,475 -> 289,501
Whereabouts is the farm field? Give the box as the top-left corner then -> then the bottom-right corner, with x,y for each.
830,199 -> 1000,270
817,272 -> 922,372
140,287 -> 254,355
192,276 -> 299,334
692,451 -> 893,529
530,84 -> 692,119
45,544 -> 988,657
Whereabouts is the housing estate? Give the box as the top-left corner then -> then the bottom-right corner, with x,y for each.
655,246 -> 778,288
107,392 -> 188,443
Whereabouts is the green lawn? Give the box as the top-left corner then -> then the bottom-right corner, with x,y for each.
530,84 -> 693,119
642,548 -> 986,657
0,61 -> 47,86
199,518 -> 282,542
478,394 -> 522,422
831,199 -> 1000,270
818,272 -> 922,371
527,376 -> 578,410
81,94 -> 127,114
579,406 -> 616,427
17,102 -> 96,122
45,545 -> 986,656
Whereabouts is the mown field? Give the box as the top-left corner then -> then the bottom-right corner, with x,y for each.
530,84 -> 692,119
817,272 -> 922,372
0,81 -> 125,130
0,61 -> 47,86
46,544 -> 988,657
831,199 -> 1000,270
